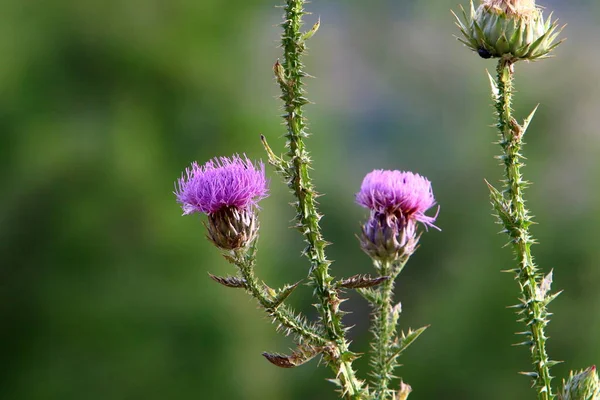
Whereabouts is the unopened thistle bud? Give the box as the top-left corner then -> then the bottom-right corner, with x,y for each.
206,206 -> 259,251
356,170 -> 439,262
397,381 -> 413,400
175,154 -> 269,250
559,366 -> 600,400
453,0 -> 563,61
360,212 -> 418,262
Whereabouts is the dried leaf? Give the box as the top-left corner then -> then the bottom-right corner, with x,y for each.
397,381 -> 412,400
388,326 -> 429,362
208,272 -> 247,289
262,344 -> 321,368
535,270 -> 553,301
337,274 -> 390,289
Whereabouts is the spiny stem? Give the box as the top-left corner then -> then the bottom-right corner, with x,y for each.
275,1 -> 365,398
494,57 -> 554,400
370,259 -> 408,399
233,247 -> 328,346
372,260 -> 395,399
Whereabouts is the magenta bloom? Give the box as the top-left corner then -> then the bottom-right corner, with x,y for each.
356,169 -> 438,228
175,155 -> 269,215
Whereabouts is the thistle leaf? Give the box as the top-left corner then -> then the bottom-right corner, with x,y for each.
487,70 -> 500,99
543,290 -> 563,306
387,326 -> 429,362
262,353 -> 299,368
357,288 -> 381,305
521,104 -> 539,136
546,360 -> 563,368
208,272 -> 247,289
337,274 -> 390,289
302,18 -> 320,41
260,134 -> 288,175
485,180 -> 511,225
270,280 -> 302,308
262,344 -> 322,368
535,270 -> 553,301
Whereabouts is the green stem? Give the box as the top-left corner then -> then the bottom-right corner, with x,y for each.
233,247 -> 329,346
275,1 -> 365,398
373,260 -> 395,399
371,259 -> 408,400
494,58 -> 554,400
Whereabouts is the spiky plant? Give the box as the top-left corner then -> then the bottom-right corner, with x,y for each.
453,0 -> 565,399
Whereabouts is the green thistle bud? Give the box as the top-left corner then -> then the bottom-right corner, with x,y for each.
453,0 -> 563,61
559,366 -> 600,400
206,206 -> 259,250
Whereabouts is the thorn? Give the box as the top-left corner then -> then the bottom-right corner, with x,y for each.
519,371 -> 539,378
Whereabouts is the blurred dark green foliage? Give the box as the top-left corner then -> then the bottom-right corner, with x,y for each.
1,1 -> 600,399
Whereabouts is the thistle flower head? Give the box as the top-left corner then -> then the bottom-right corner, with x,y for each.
454,0 -> 563,61
485,0 -> 537,18
356,170 -> 438,261
175,155 -> 268,215
175,155 -> 268,250
559,366 -> 600,400
356,170 -> 437,228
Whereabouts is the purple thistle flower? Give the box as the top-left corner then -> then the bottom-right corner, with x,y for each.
356,169 -> 438,229
175,155 -> 268,250
175,154 -> 269,216
357,170 -> 439,261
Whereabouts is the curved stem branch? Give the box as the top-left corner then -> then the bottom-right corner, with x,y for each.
233,247 -> 328,346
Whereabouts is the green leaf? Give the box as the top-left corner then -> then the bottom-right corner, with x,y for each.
301,18 -> 320,41
521,104 -> 539,135
543,290 -> 563,306
387,326 -> 429,362
357,288 -> 381,305
269,280 -> 302,308
485,180 -> 511,225
487,70 -> 499,99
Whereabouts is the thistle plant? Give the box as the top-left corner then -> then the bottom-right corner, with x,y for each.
356,170 -> 438,399
173,0 -> 439,398
454,1 -> 598,399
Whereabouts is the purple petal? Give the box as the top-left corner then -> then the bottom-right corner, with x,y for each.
175,154 -> 269,215
356,169 -> 438,228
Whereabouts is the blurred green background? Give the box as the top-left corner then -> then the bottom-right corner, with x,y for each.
2,0 -> 600,399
